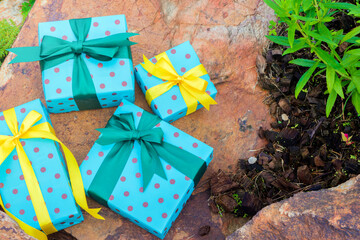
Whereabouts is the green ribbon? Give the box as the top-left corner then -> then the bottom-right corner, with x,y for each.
7,18 -> 138,110
88,112 -> 207,207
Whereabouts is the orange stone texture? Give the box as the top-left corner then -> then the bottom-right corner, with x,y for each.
0,0 -> 276,239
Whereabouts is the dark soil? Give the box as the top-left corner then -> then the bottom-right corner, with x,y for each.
209,10 -> 360,218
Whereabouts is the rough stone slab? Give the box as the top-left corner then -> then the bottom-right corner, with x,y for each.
0,0 -> 275,239
0,211 -> 34,240
227,175 -> 360,240
0,0 -> 26,25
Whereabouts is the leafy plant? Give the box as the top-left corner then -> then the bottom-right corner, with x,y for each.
0,19 -> 20,65
21,0 -> 36,21
264,0 -> 360,117
268,20 -> 278,36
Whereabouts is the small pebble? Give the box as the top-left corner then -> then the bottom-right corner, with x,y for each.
281,113 -> 289,121
248,156 -> 257,164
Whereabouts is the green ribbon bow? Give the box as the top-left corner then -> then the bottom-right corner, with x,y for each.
8,18 -> 138,110
87,111 -> 207,206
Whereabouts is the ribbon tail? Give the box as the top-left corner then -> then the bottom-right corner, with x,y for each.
179,85 -> 199,115
145,81 -> 175,106
7,47 -> 42,64
180,84 -> 217,113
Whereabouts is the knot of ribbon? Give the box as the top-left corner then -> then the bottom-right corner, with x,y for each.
8,17 -> 138,111
140,53 -> 217,115
0,109 -> 103,240
87,112 -> 207,207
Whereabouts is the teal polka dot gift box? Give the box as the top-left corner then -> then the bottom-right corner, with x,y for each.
134,41 -> 218,123
7,15 -> 138,114
80,99 -> 214,239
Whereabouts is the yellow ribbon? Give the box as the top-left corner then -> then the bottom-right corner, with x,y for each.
140,53 -> 217,115
0,109 -> 104,240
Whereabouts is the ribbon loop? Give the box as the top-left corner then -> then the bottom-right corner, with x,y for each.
130,130 -> 142,141
70,40 -> 84,54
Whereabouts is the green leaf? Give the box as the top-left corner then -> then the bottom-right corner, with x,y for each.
351,71 -> 360,94
326,89 -> 337,117
302,0 -> 313,12
347,81 -> 356,94
266,35 -> 290,46
289,58 -> 326,68
341,26 -> 360,43
346,48 -> 360,56
288,23 -> 296,48
341,54 -> 360,68
306,29 -> 337,47
295,61 -> 320,98
322,2 -> 355,10
314,48 -> 348,77
333,76 -> 345,99
326,66 -> 335,92
352,91 -> 360,115
263,0 -> 288,17
283,38 -> 309,55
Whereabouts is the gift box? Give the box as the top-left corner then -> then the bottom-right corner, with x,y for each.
80,99 -> 214,239
134,41 -> 217,123
8,15 -> 137,114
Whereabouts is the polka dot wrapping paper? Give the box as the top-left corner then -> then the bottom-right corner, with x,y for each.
134,41 -> 217,123
80,99 -> 214,239
38,15 -> 135,113
0,99 -> 84,232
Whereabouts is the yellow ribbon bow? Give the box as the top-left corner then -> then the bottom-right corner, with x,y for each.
140,53 -> 217,115
0,108 -> 104,240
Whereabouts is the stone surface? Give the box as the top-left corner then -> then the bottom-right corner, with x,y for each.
0,0 -> 26,25
227,175 -> 360,240
0,211 -> 34,240
0,0 -> 275,239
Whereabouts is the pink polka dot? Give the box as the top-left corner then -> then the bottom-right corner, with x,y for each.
98,63 -> 103,68
147,217 -> 152,222
0,183 -> 4,188
110,72 -> 115,77
20,108 -> 26,113
33,216 -> 38,221
20,175 -> 24,180
105,31 -> 111,36
162,213 -> 168,218
119,60 -> 125,65
87,170 -> 92,175
151,58 -> 157,63
19,209 -> 25,215
55,173 -> 60,179
45,79 -> 50,84
26,195 -> 31,201
186,54 -> 191,59
147,72 -> 152,77
93,22 -> 99,27
69,214 -> 74,218
62,194 -> 67,199
154,183 -> 160,189
154,104 -> 158,110
91,74 -> 93,78
115,20 -> 120,25
155,123 -> 160,127
144,86 -> 148,90
40,167 -> 46,173
171,49 -> 176,54
119,102 -> 124,107
137,112 -> 142,117
21,141 -> 25,146
166,165 -> 171,170
13,155 -> 18,160
136,173 -> 141,178
48,153 -> 53,159
54,208 -> 60,213
109,195 -> 114,201
84,156 -> 89,161
100,83 -> 105,89
185,176 -> 190,181
54,68 -> 60,73
86,55 -> 90,59
170,179 -> 175,184
6,169 -> 12,174
174,132 -> 179,137
50,27 -> 56,32
120,176 -> 126,182
69,97 -> 74,100
70,222 -> 74,225
124,191 -> 129,197
193,143 -> 198,148
48,187 -> 53,193
174,194 -> 179,199
172,95 -> 177,100
34,147 -> 39,153
62,35 -> 68,40
127,206 -> 133,211
132,158 -> 138,163
206,90 -> 211,95
139,187 -> 144,193
143,202 -> 148,207
66,76 -> 72,82
5,203 -> 10,208
56,88 -> 62,94
158,198 -> 164,203
13,189 -> 18,194
167,109 -> 173,115
101,98 -> 107,100
98,151 -> 104,157
181,67 -> 186,72
0,116 -> 4,121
